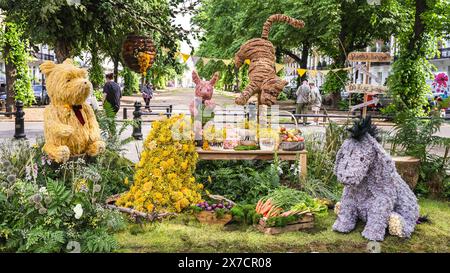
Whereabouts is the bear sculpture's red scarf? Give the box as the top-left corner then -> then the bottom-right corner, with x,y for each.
72,105 -> 85,126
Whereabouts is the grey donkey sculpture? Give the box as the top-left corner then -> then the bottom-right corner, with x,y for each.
333,117 -> 419,241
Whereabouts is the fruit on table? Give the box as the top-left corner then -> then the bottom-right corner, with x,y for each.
279,127 -> 304,142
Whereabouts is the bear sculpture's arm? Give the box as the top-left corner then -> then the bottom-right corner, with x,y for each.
43,106 -> 73,162
44,106 -> 74,138
83,104 -> 106,156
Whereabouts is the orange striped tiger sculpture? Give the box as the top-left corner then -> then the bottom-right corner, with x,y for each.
234,14 -> 304,106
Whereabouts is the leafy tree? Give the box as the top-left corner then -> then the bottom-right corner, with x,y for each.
121,68 -> 139,96
0,21 -> 34,109
387,0 -> 450,116
0,0 -> 193,63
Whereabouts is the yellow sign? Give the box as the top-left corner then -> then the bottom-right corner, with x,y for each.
346,83 -> 388,94
347,52 -> 392,62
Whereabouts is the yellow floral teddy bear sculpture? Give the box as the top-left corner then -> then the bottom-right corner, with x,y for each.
40,59 -> 105,163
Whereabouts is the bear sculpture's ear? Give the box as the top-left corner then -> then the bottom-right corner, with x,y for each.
63,59 -> 74,65
40,61 -> 56,77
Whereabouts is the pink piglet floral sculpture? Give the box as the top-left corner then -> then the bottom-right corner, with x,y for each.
189,70 -> 220,116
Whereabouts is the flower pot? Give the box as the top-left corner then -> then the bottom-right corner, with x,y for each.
392,156 -> 421,190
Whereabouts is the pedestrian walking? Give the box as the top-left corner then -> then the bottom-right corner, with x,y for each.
296,80 -> 311,125
141,81 -> 153,112
309,82 -> 322,125
102,73 -> 121,114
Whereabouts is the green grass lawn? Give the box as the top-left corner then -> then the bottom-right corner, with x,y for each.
116,198 -> 450,253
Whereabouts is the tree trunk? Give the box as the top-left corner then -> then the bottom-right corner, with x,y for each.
113,58 -> 119,82
408,0 -> 426,54
300,44 -> 310,82
4,28 -> 16,115
55,39 -> 71,63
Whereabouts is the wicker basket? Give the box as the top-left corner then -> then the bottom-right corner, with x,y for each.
195,211 -> 232,226
121,34 -> 156,73
280,141 -> 305,151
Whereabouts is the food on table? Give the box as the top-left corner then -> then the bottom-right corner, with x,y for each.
279,127 -> 304,142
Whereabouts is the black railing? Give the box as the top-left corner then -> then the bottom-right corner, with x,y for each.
437,47 -> 450,59
122,103 -> 172,120
0,100 -> 26,139
131,101 -> 173,140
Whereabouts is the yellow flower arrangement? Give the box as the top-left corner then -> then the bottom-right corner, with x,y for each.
137,52 -> 152,76
116,115 -> 203,213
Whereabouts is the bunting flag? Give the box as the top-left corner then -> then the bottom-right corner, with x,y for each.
296,67 -> 351,76
297,68 -> 307,76
191,56 -> 201,65
321,70 -> 329,76
202,58 -> 211,65
309,70 -> 318,78
222,59 -> 232,66
181,53 -> 190,63
275,63 -> 284,73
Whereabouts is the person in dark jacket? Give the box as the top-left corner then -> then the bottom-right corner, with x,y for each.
102,73 -> 121,114
141,81 -> 153,112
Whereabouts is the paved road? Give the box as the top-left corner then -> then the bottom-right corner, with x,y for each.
1,87 -> 450,162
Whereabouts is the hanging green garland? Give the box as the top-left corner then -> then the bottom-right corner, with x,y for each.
0,22 -> 34,106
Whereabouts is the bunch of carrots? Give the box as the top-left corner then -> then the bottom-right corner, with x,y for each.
255,198 -> 300,219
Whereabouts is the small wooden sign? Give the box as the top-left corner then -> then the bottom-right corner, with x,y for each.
348,52 -> 392,63
346,83 -> 387,94
351,98 -> 379,112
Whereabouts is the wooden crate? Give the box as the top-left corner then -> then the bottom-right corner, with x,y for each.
257,213 -> 314,235
195,211 -> 233,226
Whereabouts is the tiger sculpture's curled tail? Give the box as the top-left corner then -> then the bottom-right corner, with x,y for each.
234,14 -> 305,106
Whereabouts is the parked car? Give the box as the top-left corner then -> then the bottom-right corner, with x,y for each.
33,85 -> 50,105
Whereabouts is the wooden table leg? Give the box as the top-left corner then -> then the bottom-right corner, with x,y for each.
300,153 -> 307,178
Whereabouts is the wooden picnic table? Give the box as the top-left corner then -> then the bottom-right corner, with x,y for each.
196,148 -> 307,177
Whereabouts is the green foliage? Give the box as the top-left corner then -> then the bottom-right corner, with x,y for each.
264,186 -> 314,210
322,70 -> 349,95
0,22 -> 34,106
195,160 -> 280,204
0,138 -> 129,253
88,48 -> 105,90
96,102 -> 136,152
265,215 -> 297,227
277,92 -> 288,101
121,68 -> 140,96
388,55 -> 432,116
388,112 -> 450,197
230,204 -> 259,225
385,0 -> 450,116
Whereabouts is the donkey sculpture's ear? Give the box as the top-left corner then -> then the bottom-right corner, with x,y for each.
192,70 -> 201,85
209,72 -> 220,86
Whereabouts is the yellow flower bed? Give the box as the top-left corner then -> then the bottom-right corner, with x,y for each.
116,115 -> 203,213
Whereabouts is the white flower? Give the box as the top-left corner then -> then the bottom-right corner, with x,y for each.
39,187 -> 48,195
73,204 -> 83,219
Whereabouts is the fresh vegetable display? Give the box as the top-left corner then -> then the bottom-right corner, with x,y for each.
279,127 -> 304,142
234,145 -> 260,151
255,187 -> 328,227
192,200 -> 234,219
